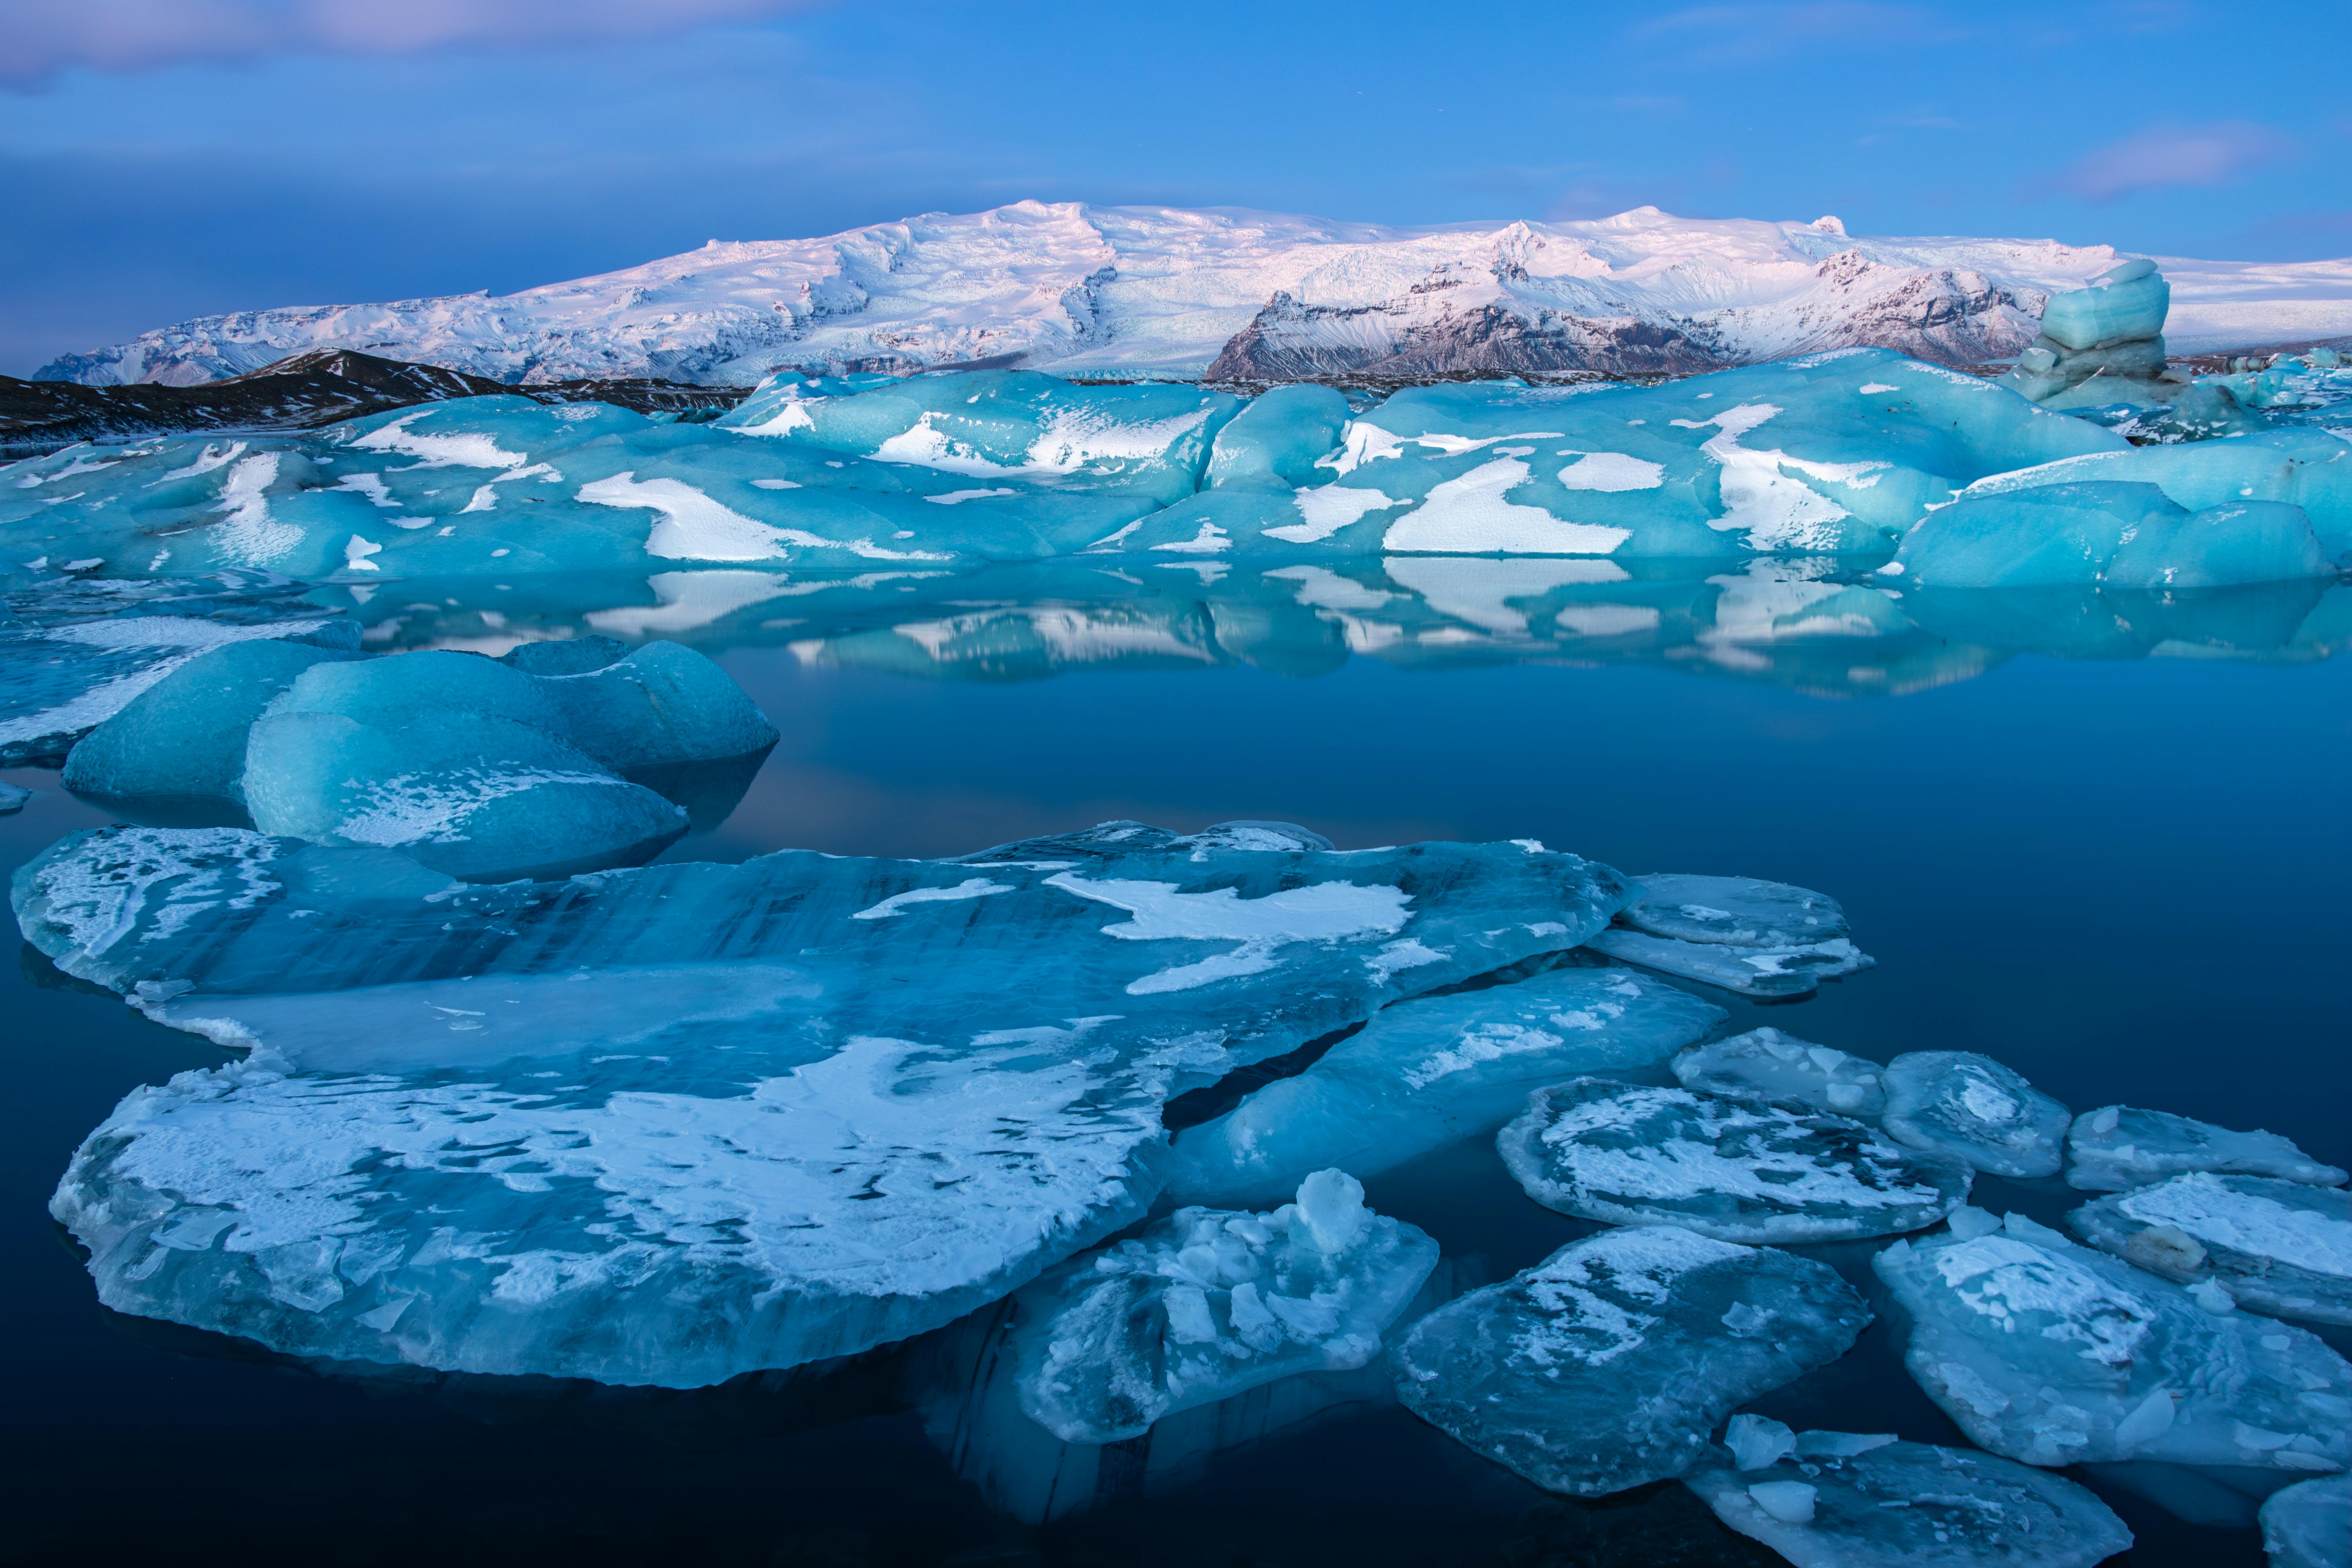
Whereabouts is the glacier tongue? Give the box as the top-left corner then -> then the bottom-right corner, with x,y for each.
20,820 -> 1629,1386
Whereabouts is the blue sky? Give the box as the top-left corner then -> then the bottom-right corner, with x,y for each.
2,0 -> 2346,376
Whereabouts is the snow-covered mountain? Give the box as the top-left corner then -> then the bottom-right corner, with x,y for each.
38,201 -> 2352,388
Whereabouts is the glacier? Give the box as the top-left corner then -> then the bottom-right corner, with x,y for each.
1389,1225 -> 1870,1496
2065,1172 -> 2352,1325
18,819 -> 1630,1386
1497,1078 -> 1971,1244
34,201 -> 2352,388
1873,1210 -> 2352,1473
1683,1431 -> 2134,1568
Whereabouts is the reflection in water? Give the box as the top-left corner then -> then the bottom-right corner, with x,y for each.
319,559 -> 2349,700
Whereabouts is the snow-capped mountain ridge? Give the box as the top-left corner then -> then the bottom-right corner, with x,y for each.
38,200 -> 2352,388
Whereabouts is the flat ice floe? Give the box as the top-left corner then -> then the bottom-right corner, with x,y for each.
2065,1103 -> 2347,1192
1670,1027 -> 1887,1119
1584,873 -> 1872,998
1009,1170 -> 1437,1444
1879,1051 -> 2070,1178
1497,1079 -> 1970,1244
2067,1172 -> 2352,1325
21,819 -> 1628,1386
1684,1428 -> 2133,1568
1162,962 -> 1724,1207
2262,1475 -> 2352,1568
1389,1225 -> 1869,1496
1873,1211 -> 2352,1472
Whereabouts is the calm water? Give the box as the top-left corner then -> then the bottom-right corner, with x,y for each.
4,612 -> 2347,1565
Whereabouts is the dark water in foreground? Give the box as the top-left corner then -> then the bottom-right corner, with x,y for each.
3,637 -> 2347,1566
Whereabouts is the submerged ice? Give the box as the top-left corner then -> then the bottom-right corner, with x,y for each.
21,819 -> 1631,1386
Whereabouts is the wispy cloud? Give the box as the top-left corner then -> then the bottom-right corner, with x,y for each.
2058,122 -> 2294,201
0,0 -> 829,86
1628,3 -> 1960,63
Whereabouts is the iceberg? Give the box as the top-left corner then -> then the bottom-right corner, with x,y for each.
2066,1105 -> 2347,1193
1497,1079 -> 1971,1243
1008,1169 -> 1438,1445
2067,1173 -> 2352,1326
1202,385 -> 1352,492
1389,1225 -> 1870,1495
1873,1211 -> 2352,1472
1684,1431 -> 2134,1568
1889,481 -> 2332,590
1671,1028 -> 1887,1120
2262,1475 -> 2351,1568
1879,1051 -> 2070,1178
1162,962 -> 1725,1208
21,820 -> 1630,1386
2000,260 -> 2179,412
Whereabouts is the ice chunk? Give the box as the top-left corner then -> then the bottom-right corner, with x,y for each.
1671,1027 -> 1887,1119
2042,260 -> 2170,352
1584,929 -> 1871,999
1204,385 -> 1351,491
2102,499 -> 2330,589
1618,873 -> 1850,947
2067,1104 -> 2347,1192
2068,1173 -> 2352,1325
1879,1051 -> 2069,1178
2001,261 -> 2175,411
1684,1434 -> 2134,1568
2262,1475 -> 2351,1568
1873,1216 -> 2352,1472
1163,964 -> 1724,1207
1894,480 -> 2330,590
1390,1226 -> 1869,1495
1498,1079 -> 1971,1244
1725,1412 -> 1796,1470
1008,1170 -> 1438,1444
0,782 -> 25,814
23,821 -> 1627,1386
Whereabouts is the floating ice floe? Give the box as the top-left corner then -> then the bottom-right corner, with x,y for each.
2261,1474 -> 2352,1568
2067,1172 -> 2352,1326
1389,1225 -> 1869,1496
1684,1426 -> 2134,1568
1498,1079 -> 1971,1244
1162,962 -> 1724,1207
0,781 -> 27,814
1879,1051 -> 2070,1179
1671,1027 -> 1887,1119
21,819 -> 1628,1386
1873,1211 -> 2352,1472
2066,1104 -> 2347,1192
1584,874 -> 1871,998
1008,1169 -> 1438,1445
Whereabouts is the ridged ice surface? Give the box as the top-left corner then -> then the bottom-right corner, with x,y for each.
1684,1433 -> 2133,1568
1873,1212 -> 2352,1472
1163,963 -> 1724,1207
2067,1172 -> 2352,1325
1498,1079 -> 1969,1244
1390,1225 -> 1869,1496
20,820 -> 1627,1387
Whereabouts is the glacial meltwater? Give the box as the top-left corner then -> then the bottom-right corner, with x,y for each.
3,560 -> 2345,1566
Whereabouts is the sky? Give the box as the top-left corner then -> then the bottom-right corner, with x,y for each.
2,0 -> 2347,376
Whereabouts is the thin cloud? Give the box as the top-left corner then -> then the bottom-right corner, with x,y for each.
0,0 -> 829,86
2059,122 -> 2294,202
1629,3 -> 1960,63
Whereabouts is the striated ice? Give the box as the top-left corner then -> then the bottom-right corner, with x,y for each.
2067,1173 -> 2352,1326
2067,1104 -> 2347,1192
1390,1225 -> 1869,1496
1163,963 -> 1723,1207
1880,1052 -> 2070,1179
1873,1213 -> 2352,1472
1203,385 -> 1352,492
1008,1169 -> 1438,1444
2262,1475 -> 2351,1568
1685,1432 -> 2134,1568
1671,1027 -> 1887,1120
20,820 -> 1628,1386
1497,1079 -> 1971,1244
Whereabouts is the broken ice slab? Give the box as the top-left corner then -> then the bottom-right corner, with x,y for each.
1162,963 -> 1724,1208
1671,1027 -> 1886,1120
1009,1170 -> 1437,1445
1498,1079 -> 1970,1245
2067,1104 -> 2347,1192
1583,927 -> 1871,999
1873,1211 -> 2352,1473
2067,1173 -> 2352,1326
0,570 -> 356,769
1390,1226 -> 1869,1497
2262,1475 -> 2352,1568
1684,1432 -> 2133,1568
1879,1051 -> 2070,1179
22,820 -> 1630,1387
1617,873 -> 1850,947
